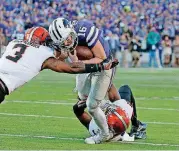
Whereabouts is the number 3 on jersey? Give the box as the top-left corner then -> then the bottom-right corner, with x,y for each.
6,44 -> 27,63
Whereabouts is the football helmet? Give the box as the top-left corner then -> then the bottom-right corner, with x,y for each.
49,17 -> 78,52
107,107 -> 130,134
24,27 -> 49,45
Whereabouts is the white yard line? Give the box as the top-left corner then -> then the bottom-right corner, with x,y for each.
0,133 -> 82,140
8,100 -> 74,105
145,121 -> 179,125
6,100 -> 179,111
0,112 -> 179,126
0,133 -> 178,147
120,141 -> 179,147
136,97 -> 179,101
0,112 -> 76,119
137,107 -> 179,112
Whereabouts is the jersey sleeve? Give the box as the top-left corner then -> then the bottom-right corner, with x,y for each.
75,20 -> 101,49
86,25 -> 101,49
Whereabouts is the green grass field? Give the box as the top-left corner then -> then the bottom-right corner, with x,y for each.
0,68 -> 179,150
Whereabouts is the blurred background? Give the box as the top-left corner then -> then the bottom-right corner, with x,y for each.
0,0 -> 179,68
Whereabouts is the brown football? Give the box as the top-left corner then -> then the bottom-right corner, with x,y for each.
75,46 -> 94,60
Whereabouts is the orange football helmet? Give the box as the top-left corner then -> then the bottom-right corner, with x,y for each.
24,27 -> 49,45
107,107 -> 130,134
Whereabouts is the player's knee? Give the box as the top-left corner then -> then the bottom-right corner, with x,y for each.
73,100 -> 87,116
86,98 -> 99,114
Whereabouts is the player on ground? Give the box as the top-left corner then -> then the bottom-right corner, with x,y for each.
49,18 -> 120,143
73,85 -> 147,144
0,27 -> 118,103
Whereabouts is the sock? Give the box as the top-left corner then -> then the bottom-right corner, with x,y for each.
131,116 -> 140,127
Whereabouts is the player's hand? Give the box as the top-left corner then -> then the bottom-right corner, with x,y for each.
102,59 -> 119,70
68,49 -> 79,62
111,59 -> 119,68
54,50 -> 68,61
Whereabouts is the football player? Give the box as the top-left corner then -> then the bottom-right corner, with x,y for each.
0,27 -> 118,103
49,18 -> 120,143
73,85 -> 147,144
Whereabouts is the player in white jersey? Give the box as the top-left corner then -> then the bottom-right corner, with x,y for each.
87,99 -> 134,144
0,27 -> 118,103
73,85 -> 147,144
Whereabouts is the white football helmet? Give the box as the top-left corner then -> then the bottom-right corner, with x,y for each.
49,17 -> 78,52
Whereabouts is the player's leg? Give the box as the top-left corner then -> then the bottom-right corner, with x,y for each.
118,84 -> 139,126
74,74 -> 92,128
118,85 -> 147,139
0,90 -> 5,103
0,80 -> 8,103
73,96 -> 92,129
107,66 -> 120,102
85,69 -> 114,143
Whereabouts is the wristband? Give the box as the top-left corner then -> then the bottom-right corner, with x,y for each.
84,64 -> 102,73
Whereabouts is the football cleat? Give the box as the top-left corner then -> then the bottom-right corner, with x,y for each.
129,122 -> 147,139
85,132 -> 113,144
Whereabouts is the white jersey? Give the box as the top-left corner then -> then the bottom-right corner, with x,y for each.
89,99 -> 133,136
0,40 -> 54,93
112,99 -> 133,119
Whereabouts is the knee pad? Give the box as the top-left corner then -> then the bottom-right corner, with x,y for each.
118,85 -> 132,103
73,100 -> 87,116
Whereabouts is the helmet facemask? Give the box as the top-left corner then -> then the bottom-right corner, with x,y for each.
60,29 -> 78,52
49,17 -> 78,52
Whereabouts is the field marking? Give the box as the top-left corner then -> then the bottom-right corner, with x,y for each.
136,96 -> 179,101
0,133 -> 82,140
0,112 -> 179,126
0,112 -> 76,119
6,100 -> 179,112
137,107 -> 179,112
6,95 -> 179,101
0,133 -> 179,147
7,100 -> 74,105
121,141 -> 179,147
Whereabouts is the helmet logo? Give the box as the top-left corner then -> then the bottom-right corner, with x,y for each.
63,19 -> 70,28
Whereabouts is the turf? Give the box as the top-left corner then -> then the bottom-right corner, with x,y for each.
0,68 -> 179,150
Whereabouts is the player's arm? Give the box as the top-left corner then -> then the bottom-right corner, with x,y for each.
82,40 -> 107,64
108,83 -> 121,102
79,23 -> 107,64
41,57 -> 118,74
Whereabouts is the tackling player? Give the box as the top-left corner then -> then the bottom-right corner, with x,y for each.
0,27 -> 118,103
49,18 -> 120,143
73,85 -> 147,144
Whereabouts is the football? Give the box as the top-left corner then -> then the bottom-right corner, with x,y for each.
75,46 -> 94,60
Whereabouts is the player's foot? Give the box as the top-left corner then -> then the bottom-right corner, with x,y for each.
129,122 -> 147,139
85,132 -> 113,144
